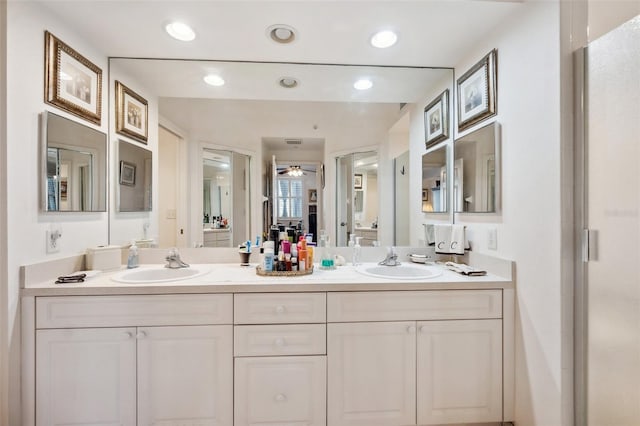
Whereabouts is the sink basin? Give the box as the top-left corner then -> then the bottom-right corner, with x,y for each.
111,265 -> 211,284
356,263 -> 442,280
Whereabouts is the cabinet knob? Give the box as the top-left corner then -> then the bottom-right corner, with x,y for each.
275,393 -> 287,402
124,332 -> 133,339
419,325 -> 428,333
136,331 -> 147,339
407,325 -> 416,333
275,338 -> 285,347
275,305 -> 286,314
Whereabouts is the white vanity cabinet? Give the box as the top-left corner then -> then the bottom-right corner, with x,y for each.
233,293 -> 327,426
327,290 -> 505,426
29,294 -> 233,426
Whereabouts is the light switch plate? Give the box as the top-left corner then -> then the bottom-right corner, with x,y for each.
46,229 -> 61,253
488,228 -> 497,250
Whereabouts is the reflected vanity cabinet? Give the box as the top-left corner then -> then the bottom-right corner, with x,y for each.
22,288 -> 513,426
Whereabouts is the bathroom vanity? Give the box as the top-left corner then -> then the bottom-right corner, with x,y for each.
20,257 -> 514,426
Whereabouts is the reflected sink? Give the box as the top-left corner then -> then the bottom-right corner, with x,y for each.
356,264 -> 442,280
111,265 -> 211,284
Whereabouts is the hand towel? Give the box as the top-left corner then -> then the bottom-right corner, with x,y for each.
444,261 -> 487,276
434,224 -> 452,254
450,225 -> 466,255
423,223 -> 435,246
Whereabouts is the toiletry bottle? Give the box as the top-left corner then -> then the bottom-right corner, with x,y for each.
353,237 -> 362,266
127,240 -> 139,269
263,248 -> 274,272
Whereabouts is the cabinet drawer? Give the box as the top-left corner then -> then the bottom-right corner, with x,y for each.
328,290 -> 501,322
234,324 -> 326,356
234,293 -> 326,324
234,356 -> 326,426
36,294 -> 233,329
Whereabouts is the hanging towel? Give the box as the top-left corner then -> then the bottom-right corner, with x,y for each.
423,224 -> 435,246
434,224 -> 452,254
450,225 -> 466,255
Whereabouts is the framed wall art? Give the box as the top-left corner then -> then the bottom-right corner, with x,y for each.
308,189 -> 318,203
457,49 -> 497,132
119,161 -> 136,186
44,31 -> 103,125
115,81 -> 149,143
424,89 -> 449,148
354,174 -> 363,189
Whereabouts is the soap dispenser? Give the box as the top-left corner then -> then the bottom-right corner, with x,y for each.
353,237 -> 362,266
127,240 -> 139,269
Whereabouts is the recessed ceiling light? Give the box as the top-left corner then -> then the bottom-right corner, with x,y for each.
354,79 -> 373,90
165,22 -> 196,41
370,30 -> 398,48
203,74 -> 225,86
279,77 -> 299,88
267,24 -> 297,44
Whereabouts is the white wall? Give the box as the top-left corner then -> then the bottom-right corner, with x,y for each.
450,3 -> 564,425
5,3 -> 112,423
0,1 -> 7,424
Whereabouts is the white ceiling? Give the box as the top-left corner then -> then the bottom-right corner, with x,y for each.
38,1 -> 522,67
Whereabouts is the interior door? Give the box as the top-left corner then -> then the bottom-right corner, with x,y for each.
336,154 -> 353,246
232,152 -> 250,246
582,15 -> 640,426
394,151 -> 410,245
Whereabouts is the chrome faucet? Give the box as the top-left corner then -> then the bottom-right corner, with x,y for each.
165,247 -> 189,269
379,246 -> 401,266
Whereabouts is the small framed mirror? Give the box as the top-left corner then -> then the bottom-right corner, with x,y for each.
41,111 -> 107,212
117,139 -> 152,212
421,144 -> 449,213
453,122 -> 500,213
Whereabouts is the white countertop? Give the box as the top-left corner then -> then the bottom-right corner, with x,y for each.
22,262 -> 513,296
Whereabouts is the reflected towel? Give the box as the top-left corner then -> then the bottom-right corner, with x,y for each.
423,224 -> 435,246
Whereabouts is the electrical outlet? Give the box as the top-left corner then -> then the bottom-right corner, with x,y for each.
46,229 -> 61,253
487,228 -> 497,250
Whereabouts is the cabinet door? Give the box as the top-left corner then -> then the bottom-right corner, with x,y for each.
417,319 -> 502,424
327,322 -> 416,426
234,355 -> 326,426
137,325 -> 233,426
36,328 -> 137,426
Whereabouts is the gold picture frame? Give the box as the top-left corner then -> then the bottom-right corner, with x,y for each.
457,49 -> 498,132
44,31 -> 103,125
424,89 -> 449,148
115,81 -> 149,143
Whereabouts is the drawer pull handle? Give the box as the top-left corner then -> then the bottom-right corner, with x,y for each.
275,305 -> 286,314
275,393 -> 287,402
136,331 -> 147,339
275,338 -> 285,347
407,325 -> 416,333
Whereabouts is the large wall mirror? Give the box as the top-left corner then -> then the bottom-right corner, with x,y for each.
422,144 -> 449,213
118,140 -> 152,212
109,58 -> 454,248
41,111 -> 107,212
453,122 -> 500,213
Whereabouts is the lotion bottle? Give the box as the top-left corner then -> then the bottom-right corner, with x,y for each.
353,237 -> 362,266
127,240 -> 139,269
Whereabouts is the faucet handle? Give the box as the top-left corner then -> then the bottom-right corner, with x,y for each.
166,247 -> 179,259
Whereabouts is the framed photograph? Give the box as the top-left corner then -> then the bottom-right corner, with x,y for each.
422,189 -> 429,202
119,161 -> 136,186
424,89 -> 449,148
308,189 -> 318,203
115,81 -> 149,143
354,174 -> 363,189
44,31 -> 103,125
457,49 -> 497,132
